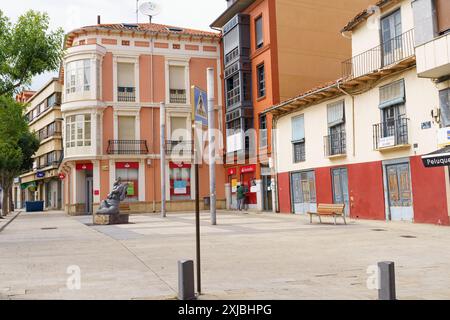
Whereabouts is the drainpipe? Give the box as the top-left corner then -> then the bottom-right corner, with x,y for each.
271,114 -> 279,213
337,81 -> 356,157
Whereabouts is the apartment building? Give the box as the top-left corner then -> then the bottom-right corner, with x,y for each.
60,22 -> 225,215
211,0 -> 376,211
265,0 -> 450,225
13,79 -> 63,210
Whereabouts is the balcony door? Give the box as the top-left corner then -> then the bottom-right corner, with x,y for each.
118,116 -> 136,153
381,10 -> 402,66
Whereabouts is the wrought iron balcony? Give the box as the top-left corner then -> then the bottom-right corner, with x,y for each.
373,118 -> 409,150
165,140 -> 193,157
107,140 -> 149,155
169,89 -> 187,104
117,86 -> 136,102
324,131 -> 346,157
342,29 -> 415,79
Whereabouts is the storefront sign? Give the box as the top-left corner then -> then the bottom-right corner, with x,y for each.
36,172 -> 45,178
240,165 -> 256,174
227,168 -> 237,176
58,173 -> 66,180
169,162 -> 191,169
116,162 -> 139,169
422,149 -> 450,168
76,163 -> 93,171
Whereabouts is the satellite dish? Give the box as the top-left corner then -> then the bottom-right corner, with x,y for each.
139,1 -> 161,23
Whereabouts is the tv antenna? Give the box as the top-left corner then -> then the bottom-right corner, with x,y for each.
139,1 -> 162,24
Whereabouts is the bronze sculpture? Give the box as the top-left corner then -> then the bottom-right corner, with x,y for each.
96,177 -> 128,215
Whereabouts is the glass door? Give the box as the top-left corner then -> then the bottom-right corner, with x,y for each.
381,10 -> 402,66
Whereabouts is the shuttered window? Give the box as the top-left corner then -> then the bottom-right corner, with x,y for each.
327,100 -> 345,127
292,115 -> 305,142
117,63 -> 135,88
169,66 -> 185,90
118,116 -> 136,140
436,0 -> 450,34
440,88 -> 450,127
171,117 -> 187,141
379,79 -> 405,109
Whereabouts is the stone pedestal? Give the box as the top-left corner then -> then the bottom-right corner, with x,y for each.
93,213 -> 129,225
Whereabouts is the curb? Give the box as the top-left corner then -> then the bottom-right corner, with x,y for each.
0,211 -> 22,233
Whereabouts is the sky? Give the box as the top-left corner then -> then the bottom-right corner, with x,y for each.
1,0 -> 227,91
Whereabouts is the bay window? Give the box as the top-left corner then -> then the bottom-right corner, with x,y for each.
65,59 -> 91,94
65,114 -> 91,148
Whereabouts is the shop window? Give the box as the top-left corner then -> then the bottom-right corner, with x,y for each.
115,162 -> 139,202
169,162 -> 191,200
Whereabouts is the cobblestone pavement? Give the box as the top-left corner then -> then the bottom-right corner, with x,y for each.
1,210 -> 450,300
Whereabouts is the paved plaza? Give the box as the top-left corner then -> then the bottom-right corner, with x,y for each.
1,210 -> 450,300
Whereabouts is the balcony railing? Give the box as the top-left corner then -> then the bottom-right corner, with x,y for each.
170,89 -> 187,104
342,29 -> 415,79
117,87 -> 136,102
38,131 -> 62,142
165,140 -> 193,156
373,118 -> 409,150
107,140 -> 149,155
324,131 -> 346,157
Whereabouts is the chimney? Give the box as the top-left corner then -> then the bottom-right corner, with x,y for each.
97,15 -> 101,25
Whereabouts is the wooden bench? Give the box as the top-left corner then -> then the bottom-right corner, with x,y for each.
307,204 -> 347,225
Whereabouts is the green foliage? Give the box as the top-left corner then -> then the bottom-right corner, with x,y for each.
0,10 -> 64,96
0,95 -> 39,214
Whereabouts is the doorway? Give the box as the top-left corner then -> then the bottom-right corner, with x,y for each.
385,162 -> 413,222
332,168 -> 350,216
262,174 -> 273,211
86,177 -> 93,215
291,170 -> 317,214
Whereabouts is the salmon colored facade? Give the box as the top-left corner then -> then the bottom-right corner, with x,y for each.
212,0 -> 377,211
60,23 -> 225,215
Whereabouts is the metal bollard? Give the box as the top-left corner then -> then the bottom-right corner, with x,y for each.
178,260 -> 196,300
378,261 -> 396,300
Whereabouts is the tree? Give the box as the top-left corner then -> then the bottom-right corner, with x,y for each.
0,10 -> 64,96
0,96 -> 39,216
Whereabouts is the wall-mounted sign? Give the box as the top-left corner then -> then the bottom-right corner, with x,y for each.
421,121 -> 432,130
227,168 -> 236,176
94,190 -> 100,196
36,172 -> 45,178
101,165 -> 109,171
58,173 -> 66,180
231,179 -> 238,193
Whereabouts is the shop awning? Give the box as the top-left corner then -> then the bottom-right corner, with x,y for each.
422,146 -> 450,168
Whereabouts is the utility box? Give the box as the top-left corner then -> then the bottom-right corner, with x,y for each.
25,201 -> 44,212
